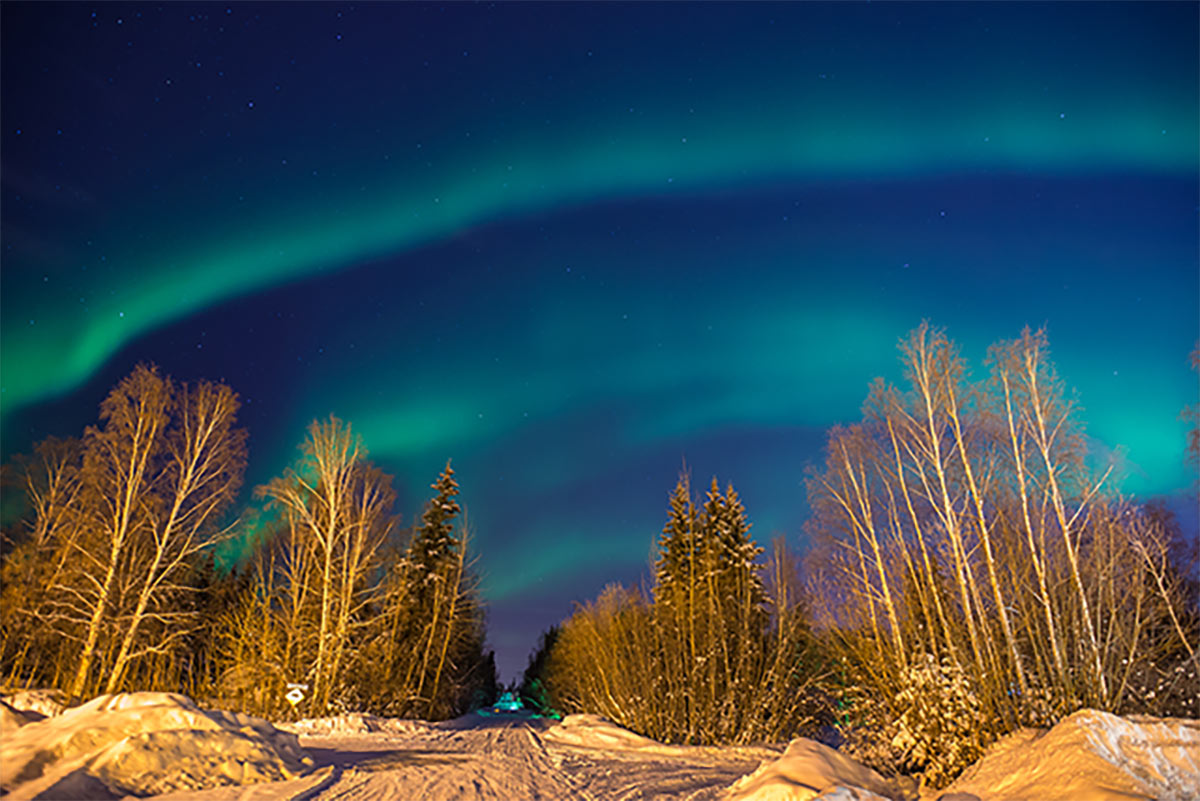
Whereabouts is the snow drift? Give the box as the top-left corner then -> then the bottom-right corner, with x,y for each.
280,711 -> 428,737
725,709 -> 1200,801
935,709 -> 1200,801
542,713 -> 682,753
725,736 -> 909,801
0,692 -> 312,801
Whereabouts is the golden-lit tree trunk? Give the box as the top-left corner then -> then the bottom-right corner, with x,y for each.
428,521 -> 470,717
905,326 -> 990,684
944,371 -> 1027,701
70,366 -> 170,700
328,465 -> 393,701
840,440 -> 906,665
258,416 -> 391,714
105,382 -> 245,693
999,367 -> 1067,690
1015,334 -> 1110,704
1,438 -> 83,687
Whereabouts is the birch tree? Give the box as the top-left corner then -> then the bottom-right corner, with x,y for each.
104,380 -> 246,692
65,365 -> 172,700
807,323 -> 1197,784
256,416 -> 394,714
0,365 -> 247,700
0,437 -> 84,688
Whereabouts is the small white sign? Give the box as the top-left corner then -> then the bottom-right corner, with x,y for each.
285,682 -> 309,706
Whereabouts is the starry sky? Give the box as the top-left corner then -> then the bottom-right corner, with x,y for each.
2,2 -> 1197,682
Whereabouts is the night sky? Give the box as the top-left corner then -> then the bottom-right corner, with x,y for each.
2,2 -> 1197,682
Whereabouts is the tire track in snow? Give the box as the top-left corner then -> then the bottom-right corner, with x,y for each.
295,716 -> 772,801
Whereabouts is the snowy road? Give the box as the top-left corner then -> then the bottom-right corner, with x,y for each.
141,712 -> 780,801
287,715 -> 778,801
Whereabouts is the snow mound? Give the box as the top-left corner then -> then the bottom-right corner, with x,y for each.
726,737 -> 905,801
282,712 -> 429,737
936,709 -> 1200,801
0,692 -> 313,801
542,713 -> 676,753
1,689 -> 67,719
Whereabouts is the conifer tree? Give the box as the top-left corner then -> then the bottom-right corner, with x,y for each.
376,460 -> 490,719
702,478 -> 765,615
408,460 -> 462,584
518,626 -> 560,714
653,472 -> 699,675
654,471 -> 699,605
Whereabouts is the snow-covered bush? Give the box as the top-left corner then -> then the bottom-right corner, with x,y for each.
889,654 -> 988,787
1121,656 -> 1200,719
840,654 -> 990,789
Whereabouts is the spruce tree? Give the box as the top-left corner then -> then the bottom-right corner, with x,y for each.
653,471 -> 699,611
703,479 -> 765,613
408,460 -> 461,577
393,460 -> 492,719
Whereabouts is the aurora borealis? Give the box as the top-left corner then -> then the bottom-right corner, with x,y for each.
2,2 -> 1197,680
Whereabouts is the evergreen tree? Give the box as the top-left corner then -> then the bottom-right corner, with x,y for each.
391,460 -> 489,719
653,471 -> 699,615
549,473 -> 826,745
701,478 -> 765,613
519,625 -> 561,714
408,460 -> 462,581
401,460 -> 463,695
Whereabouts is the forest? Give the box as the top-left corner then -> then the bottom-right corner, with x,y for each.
2,323 -> 1196,788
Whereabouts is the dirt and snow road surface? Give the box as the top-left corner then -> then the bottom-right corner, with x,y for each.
142,711 -> 781,801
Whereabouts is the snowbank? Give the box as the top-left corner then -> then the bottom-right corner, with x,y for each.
282,711 -> 429,737
934,709 -> 1200,801
0,692 -> 313,801
725,737 -> 909,801
542,713 -> 680,754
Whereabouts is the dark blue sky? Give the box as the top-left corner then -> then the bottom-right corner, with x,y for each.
2,2 -> 1197,681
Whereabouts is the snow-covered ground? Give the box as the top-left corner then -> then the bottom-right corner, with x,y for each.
932,710 -> 1200,801
1,692 -> 1197,801
0,692 -> 310,801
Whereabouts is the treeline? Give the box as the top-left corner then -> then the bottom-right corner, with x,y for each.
0,365 -> 495,720
1,325 -> 1195,788
525,324 -> 1197,787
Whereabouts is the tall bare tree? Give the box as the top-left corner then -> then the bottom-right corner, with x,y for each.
104,379 -> 246,692
807,323 -> 1197,785
65,365 -> 173,699
0,365 -> 247,700
257,416 -> 394,714
1,437 -> 84,688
